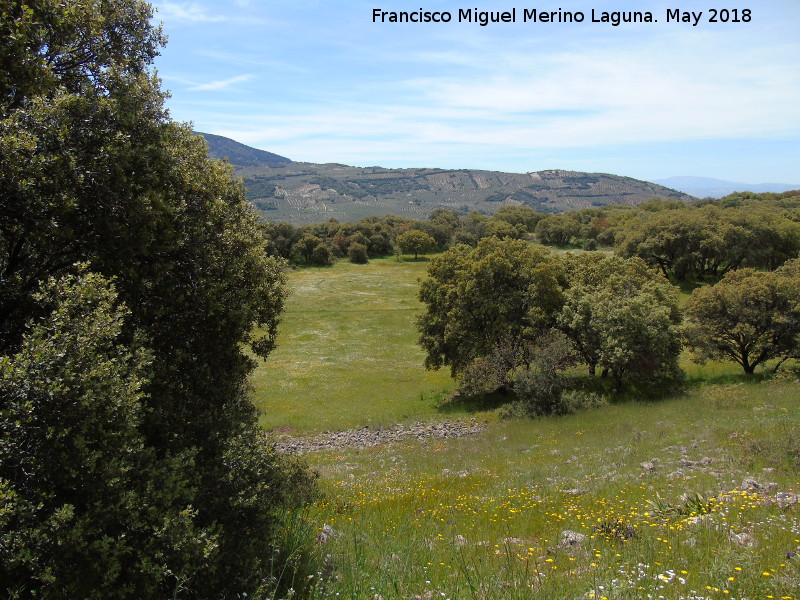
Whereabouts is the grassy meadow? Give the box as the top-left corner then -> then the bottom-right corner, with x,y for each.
253,255 -> 800,600
251,256 -> 456,432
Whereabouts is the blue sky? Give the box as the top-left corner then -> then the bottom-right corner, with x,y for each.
150,1 -> 800,184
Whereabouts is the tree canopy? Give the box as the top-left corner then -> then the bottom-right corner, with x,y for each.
684,261 -> 800,374
396,229 -> 436,259
417,237 -> 564,379
1,1 -> 315,597
558,254 -> 683,388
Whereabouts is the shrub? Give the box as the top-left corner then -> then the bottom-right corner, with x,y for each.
348,242 -> 369,264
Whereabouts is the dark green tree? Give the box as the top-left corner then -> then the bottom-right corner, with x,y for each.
534,214 -> 581,245
417,237 -> 564,379
0,271 -> 209,598
348,241 -> 369,264
684,262 -> 800,374
396,229 -> 436,259
558,254 -> 683,389
1,1 -> 315,597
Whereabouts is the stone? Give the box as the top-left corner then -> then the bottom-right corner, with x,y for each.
560,530 -> 586,546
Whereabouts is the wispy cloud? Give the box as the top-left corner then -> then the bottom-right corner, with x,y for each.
155,2 -> 224,23
189,75 -> 254,92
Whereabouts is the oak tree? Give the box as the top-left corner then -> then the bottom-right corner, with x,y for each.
684,262 -> 800,374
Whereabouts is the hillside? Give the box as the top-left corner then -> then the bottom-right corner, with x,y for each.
197,131 -> 291,167
199,133 -> 694,223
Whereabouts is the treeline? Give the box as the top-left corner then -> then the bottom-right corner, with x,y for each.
261,205 -> 547,265
416,238 -> 800,417
263,193 -> 800,282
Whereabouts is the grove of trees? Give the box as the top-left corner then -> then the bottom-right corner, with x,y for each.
416,239 -> 685,406
415,232 -> 799,411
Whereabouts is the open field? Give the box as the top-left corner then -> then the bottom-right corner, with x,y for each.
251,257 -> 456,432
252,254 -> 800,599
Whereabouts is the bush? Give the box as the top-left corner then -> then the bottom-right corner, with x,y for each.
348,242 -> 369,264
509,330 -> 577,416
511,365 -> 568,416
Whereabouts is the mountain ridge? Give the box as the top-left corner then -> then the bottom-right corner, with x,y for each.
199,132 -> 695,224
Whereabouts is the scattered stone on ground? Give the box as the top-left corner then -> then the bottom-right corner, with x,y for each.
560,530 -> 586,546
742,478 -> 762,491
776,492 -> 800,508
271,419 -> 487,454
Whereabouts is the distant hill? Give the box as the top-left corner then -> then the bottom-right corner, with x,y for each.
198,132 -> 291,167
198,132 -> 695,223
653,176 -> 800,199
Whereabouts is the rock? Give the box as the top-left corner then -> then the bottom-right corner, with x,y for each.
729,531 -> 756,548
776,492 -> 800,508
316,524 -> 338,545
560,530 -> 586,546
271,419 -> 487,455
685,514 -> 714,528
454,534 -> 468,547
667,471 -> 684,480
742,478 -> 762,491
640,461 -> 656,473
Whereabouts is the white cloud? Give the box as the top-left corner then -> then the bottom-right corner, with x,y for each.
189,74 -> 254,91
155,2 -> 224,23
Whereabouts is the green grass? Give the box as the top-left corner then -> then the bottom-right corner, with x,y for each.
295,377 -> 800,599
252,254 -> 800,599
251,256 -> 456,432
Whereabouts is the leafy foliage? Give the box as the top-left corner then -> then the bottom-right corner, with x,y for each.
535,214 -> 582,245
0,271 -> 208,598
417,237 -> 564,378
0,2 -> 316,597
509,330 -> 578,416
396,229 -> 436,259
558,254 -> 683,389
616,204 -> 800,280
684,261 -> 800,373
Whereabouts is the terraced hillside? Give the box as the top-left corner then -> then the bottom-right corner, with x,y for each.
200,133 -> 695,223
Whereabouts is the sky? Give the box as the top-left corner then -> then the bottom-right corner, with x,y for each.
149,0 -> 800,184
